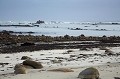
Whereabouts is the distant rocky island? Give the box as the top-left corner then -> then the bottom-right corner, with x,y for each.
0,20 -> 45,27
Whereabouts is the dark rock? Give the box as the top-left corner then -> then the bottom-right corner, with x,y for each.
105,49 -> 114,55
36,20 -> 44,24
78,67 -> 100,79
21,42 -> 35,46
80,47 -> 88,51
67,50 -> 74,53
21,56 -> 32,60
114,77 -> 120,79
0,63 -> 9,65
14,64 -> 27,74
23,60 -> 43,69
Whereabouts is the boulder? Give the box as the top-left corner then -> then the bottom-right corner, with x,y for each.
78,67 -> 100,79
114,77 -> 120,79
14,64 -> 26,74
14,64 -> 24,70
23,60 -> 43,69
21,56 -> 32,60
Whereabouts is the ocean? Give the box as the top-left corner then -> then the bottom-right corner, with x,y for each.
0,22 -> 120,36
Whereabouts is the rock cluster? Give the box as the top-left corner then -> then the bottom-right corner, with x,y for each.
14,56 -> 43,74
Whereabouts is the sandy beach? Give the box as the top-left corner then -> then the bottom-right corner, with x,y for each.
1,0 -> 120,78
0,47 -> 120,79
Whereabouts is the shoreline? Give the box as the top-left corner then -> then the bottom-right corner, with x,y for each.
1,31 -> 120,53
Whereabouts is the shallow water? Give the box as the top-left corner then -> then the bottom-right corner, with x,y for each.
0,23 -> 120,36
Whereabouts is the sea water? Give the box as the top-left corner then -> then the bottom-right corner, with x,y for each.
0,23 -> 120,36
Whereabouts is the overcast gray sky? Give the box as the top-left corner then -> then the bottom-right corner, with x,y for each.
0,0 -> 120,22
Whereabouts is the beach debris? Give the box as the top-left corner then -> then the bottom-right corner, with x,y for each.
94,53 -> 99,56
0,70 -> 4,71
50,59 -> 62,64
78,67 -> 100,79
5,56 -> 10,58
48,68 -> 74,72
70,55 -> 77,58
107,62 -> 111,64
7,66 -> 13,68
67,50 -> 74,53
0,63 -> 9,65
14,64 -> 27,74
105,49 -> 114,55
23,60 -> 43,69
21,56 -> 32,60
80,47 -> 88,51
0,63 -> 9,67
99,46 -> 108,50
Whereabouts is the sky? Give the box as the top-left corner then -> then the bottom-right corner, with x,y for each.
0,0 -> 120,22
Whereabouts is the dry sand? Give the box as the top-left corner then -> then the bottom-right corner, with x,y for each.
0,47 -> 120,79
